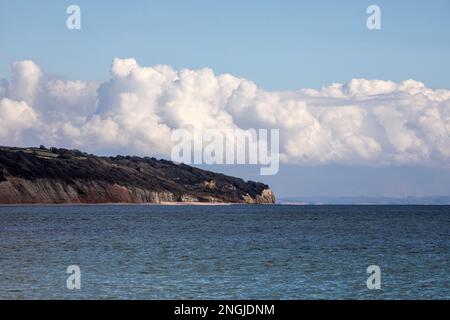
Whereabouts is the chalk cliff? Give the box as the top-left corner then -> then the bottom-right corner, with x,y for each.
0,146 -> 275,205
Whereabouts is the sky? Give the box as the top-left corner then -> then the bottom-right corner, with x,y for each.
1,0 -> 450,89
0,0 -> 449,199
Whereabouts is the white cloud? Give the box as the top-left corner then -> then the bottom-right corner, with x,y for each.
8,60 -> 42,104
0,98 -> 38,144
0,58 -> 449,167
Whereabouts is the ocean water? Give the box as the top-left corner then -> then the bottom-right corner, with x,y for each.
0,205 -> 448,300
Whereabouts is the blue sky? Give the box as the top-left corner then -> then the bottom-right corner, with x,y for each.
1,0 -> 450,90
1,1 -> 450,199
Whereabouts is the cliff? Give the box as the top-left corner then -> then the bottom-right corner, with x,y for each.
0,146 -> 275,205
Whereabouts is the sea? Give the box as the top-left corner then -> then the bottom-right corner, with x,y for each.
0,205 -> 448,299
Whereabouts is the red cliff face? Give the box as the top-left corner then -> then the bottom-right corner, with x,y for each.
0,147 -> 276,205
0,177 -> 178,204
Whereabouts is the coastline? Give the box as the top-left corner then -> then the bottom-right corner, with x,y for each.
0,201 -> 246,207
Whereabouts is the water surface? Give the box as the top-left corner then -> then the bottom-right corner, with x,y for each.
0,205 -> 448,299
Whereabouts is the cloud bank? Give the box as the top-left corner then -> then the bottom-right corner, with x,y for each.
0,58 -> 449,167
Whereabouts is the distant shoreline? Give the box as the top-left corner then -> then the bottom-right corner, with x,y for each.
0,202 -> 239,207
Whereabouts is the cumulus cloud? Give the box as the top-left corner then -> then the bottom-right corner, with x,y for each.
0,98 -> 38,144
0,58 -> 449,167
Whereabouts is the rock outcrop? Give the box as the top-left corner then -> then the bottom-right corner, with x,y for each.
0,146 -> 275,205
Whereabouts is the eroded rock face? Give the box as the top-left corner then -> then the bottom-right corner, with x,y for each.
0,177 -> 177,204
0,147 -> 276,204
242,189 -> 276,204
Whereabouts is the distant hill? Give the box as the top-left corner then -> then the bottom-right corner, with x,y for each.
0,146 -> 275,204
278,196 -> 450,205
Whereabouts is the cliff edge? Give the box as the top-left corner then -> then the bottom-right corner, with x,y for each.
0,146 -> 275,205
